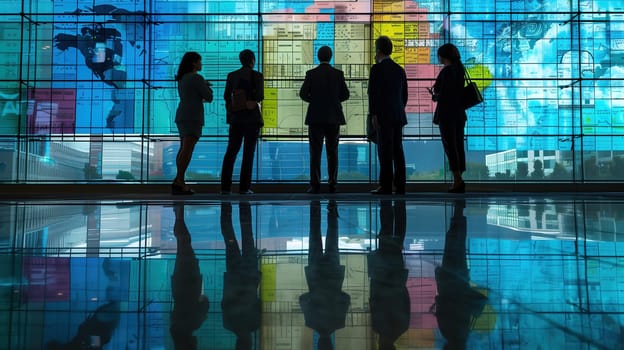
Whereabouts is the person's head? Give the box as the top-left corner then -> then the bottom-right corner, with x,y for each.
175,51 -> 202,81
375,36 -> 393,62
437,43 -> 462,66
317,45 -> 332,63
239,49 -> 256,68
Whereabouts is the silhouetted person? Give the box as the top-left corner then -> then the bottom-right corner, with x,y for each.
300,46 -> 350,194
434,200 -> 487,350
170,203 -> 209,350
368,200 -> 410,350
299,200 -> 350,350
221,49 -> 264,195
172,51 -> 214,195
220,202 -> 261,350
429,43 -> 467,193
368,36 -> 409,195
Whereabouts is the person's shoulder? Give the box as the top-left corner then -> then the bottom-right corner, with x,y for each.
229,67 -> 244,75
308,65 -> 324,73
331,65 -> 344,74
389,59 -> 403,69
226,69 -> 240,80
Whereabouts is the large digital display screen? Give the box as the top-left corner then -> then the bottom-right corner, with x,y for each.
1,0 -> 623,153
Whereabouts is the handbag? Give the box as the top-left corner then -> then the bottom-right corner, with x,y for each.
463,68 -> 483,110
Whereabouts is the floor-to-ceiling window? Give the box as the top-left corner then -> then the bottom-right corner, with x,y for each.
1,0 -> 623,183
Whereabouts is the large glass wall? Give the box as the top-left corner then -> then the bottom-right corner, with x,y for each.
2,0 -> 624,183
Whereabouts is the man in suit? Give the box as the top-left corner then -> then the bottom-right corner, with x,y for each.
300,46 -> 350,194
220,201 -> 261,350
221,49 -> 264,195
368,36 -> 408,195
369,200 -> 410,350
299,200 -> 350,349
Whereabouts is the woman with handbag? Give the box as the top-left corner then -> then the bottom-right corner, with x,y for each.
173,52 -> 214,195
220,49 -> 264,194
429,43 -> 468,193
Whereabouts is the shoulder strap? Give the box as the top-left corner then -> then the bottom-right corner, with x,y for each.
464,67 -> 473,83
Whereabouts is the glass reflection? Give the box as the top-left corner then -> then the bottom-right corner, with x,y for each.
4,198 -> 624,349
433,200 -> 488,350
220,201 -> 261,350
170,203 -> 209,350
45,259 -> 123,350
299,200 -> 350,350
368,199 -> 410,350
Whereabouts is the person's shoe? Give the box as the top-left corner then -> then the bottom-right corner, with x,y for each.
239,189 -> 254,195
220,190 -> 231,195
370,187 -> 392,195
306,186 -> 320,194
448,181 -> 466,194
328,185 -> 337,194
172,182 -> 194,195
395,189 -> 406,195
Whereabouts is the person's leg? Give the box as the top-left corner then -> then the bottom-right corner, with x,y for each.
451,121 -> 466,188
308,125 -> 324,191
174,135 -> 198,188
325,125 -> 340,191
221,125 -> 244,193
393,200 -> 406,242
457,120 -> 467,174
325,200 -> 339,266
376,125 -> 394,192
308,200 -> 322,266
378,200 -> 395,252
441,200 -> 468,277
220,202 -> 241,270
392,126 -> 406,193
239,201 -> 258,270
239,125 -> 259,193
439,123 -> 463,188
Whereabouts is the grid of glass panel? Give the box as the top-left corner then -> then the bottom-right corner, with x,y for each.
1,0 -> 624,183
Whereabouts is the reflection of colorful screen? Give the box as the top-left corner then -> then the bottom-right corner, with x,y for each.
21,256 -> 70,303
0,0 -> 620,151
27,89 -> 77,135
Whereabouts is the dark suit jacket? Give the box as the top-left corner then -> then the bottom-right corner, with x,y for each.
300,63 -> 350,125
368,58 -> 408,127
433,64 -> 467,125
224,67 -> 264,126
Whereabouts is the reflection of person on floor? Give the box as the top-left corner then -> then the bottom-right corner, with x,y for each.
368,200 -> 410,350
170,203 -> 209,350
47,278 -> 121,350
220,202 -> 261,350
433,200 -> 487,350
299,200 -> 350,350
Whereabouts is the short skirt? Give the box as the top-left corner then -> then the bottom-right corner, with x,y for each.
176,121 -> 203,138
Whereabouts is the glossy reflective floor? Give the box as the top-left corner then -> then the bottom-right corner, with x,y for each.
1,194 -> 623,349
